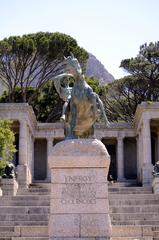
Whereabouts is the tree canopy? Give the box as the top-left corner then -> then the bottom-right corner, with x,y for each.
0,76 -> 103,123
104,41 -> 159,122
0,32 -> 88,103
120,42 -> 159,101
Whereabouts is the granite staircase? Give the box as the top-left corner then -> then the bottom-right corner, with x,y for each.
0,184 -> 50,240
0,183 -> 159,240
109,183 -> 159,240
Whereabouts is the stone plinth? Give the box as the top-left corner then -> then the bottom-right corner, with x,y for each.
48,139 -> 112,240
152,177 -> 159,194
16,165 -> 29,189
0,178 -> 18,196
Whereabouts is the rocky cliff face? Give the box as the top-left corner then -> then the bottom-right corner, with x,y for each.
86,53 -> 114,85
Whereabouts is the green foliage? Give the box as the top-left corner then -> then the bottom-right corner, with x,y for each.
0,76 -> 105,123
32,81 -> 64,122
0,120 -> 16,176
0,160 -> 6,176
0,32 -> 88,103
85,76 -> 104,95
120,41 -> 159,101
102,41 -> 159,122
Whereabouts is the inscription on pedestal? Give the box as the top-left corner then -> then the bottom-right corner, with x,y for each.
61,175 -> 96,204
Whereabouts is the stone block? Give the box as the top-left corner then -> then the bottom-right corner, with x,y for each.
81,214 -> 112,237
152,177 -> 159,194
51,168 -> 108,184
112,225 -> 142,237
142,163 -> 154,186
50,238 -> 96,240
142,226 -> 153,236
16,165 -> 29,188
51,198 -> 109,214
49,214 -> 80,237
20,226 -> 48,237
51,183 -> 108,199
49,156 -> 109,169
1,178 -> 18,196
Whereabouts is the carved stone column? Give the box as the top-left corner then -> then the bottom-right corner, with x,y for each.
136,132 -> 142,184
19,121 -> 28,165
47,137 -> 53,181
117,136 -> 125,181
142,119 -> 153,185
17,121 -> 28,188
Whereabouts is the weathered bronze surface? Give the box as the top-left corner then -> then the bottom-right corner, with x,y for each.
53,54 -> 109,139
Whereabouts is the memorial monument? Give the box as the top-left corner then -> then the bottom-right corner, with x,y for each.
48,53 -> 112,240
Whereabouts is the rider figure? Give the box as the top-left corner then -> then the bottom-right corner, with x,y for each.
52,73 -> 73,121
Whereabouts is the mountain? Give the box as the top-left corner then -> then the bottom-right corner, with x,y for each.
86,53 -> 114,85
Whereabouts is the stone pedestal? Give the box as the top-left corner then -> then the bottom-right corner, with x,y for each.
152,177 -> 159,194
48,139 -> 112,240
16,165 -> 28,189
0,178 -> 18,196
142,163 -> 154,186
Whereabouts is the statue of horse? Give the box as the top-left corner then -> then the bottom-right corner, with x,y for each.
53,53 -> 109,139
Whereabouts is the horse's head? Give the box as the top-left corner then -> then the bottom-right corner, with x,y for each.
63,53 -> 82,76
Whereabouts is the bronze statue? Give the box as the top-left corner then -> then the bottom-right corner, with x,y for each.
152,161 -> 159,177
53,53 -> 109,139
2,162 -> 16,179
52,73 -> 73,121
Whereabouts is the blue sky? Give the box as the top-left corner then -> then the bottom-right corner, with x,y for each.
0,0 -> 159,78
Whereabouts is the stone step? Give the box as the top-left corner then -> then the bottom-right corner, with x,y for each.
0,226 -> 14,232
112,237 -> 152,240
115,225 -> 154,237
153,231 -> 159,237
0,221 -> 48,226
0,206 -> 49,214
17,192 -> 50,196
0,214 -> 49,221
31,182 -> 51,187
10,237 -> 48,240
108,186 -> 152,191
0,195 -> 50,201
17,189 -> 50,196
110,205 -> 159,213
28,188 -> 50,193
109,194 -> 159,199
0,200 -> 50,206
11,237 -> 153,240
21,185 -> 50,190
111,213 -> 159,221
112,225 -> 153,237
112,220 -> 159,225
0,238 -> 11,240
0,232 -> 15,237
152,226 -> 159,231
14,226 -> 48,237
109,199 -> 159,205
109,190 -> 152,194
108,180 -> 138,187
109,186 -> 152,190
